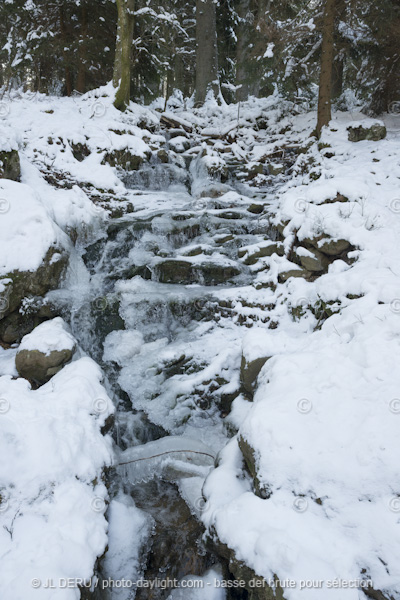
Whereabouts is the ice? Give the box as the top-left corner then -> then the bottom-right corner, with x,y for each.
117,436 -> 215,484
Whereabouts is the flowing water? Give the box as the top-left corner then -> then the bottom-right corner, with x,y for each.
52,145 -> 280,598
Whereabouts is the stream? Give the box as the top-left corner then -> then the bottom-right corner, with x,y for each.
51,135 -> 281,599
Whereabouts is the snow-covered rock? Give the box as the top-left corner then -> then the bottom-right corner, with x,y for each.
15,317 -> 77,384
0,356 -> 114,600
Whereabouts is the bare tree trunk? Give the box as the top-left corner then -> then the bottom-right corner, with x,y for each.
76,2 -> 88,94
59,6 -> 73,96
113,0 -> 135,111
236,0 -> 251,102
195,0 -> 219,106
316,0 -> 336,137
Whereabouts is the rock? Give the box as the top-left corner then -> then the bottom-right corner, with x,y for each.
70,142 -> 90,162
247,203 -> 265,214
0,150 -> 21,181
241,354 -> 270,395
278,268 -> 309,283
298,248 -> 329,272
268,162 -> 284,175
318,238 -> 350,256
156,148 -> 169,163
348,123 -> 387,142
247,163 -> 264,180
199,183 -> 231,198
0,246 -> 69,331
0,301 -> 57,345
239,242 -> 284,265
103,149 -> 147,170
207,537 -> 283,600
15,317 -> 76,385
214,234 -> 234,245
168,136 -> 190,152
133,480 -> 208,600
155,259 -> 240,285
160,112 -> 193,133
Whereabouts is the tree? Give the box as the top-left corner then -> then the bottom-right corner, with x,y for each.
195,0 -> 219,105
316,0 -> 336,137
113,0 -> 135,110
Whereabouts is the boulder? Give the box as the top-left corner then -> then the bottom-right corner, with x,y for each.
278,268 -> 309,283
239,242 -> 284,265
241,354 -> 270,395
15,317 -> 76,385
155,259 -> 240,285
348,123 -> 386,142
103,148 -> 148,170
298,248 -> 329,272
268,162 -> 284,175
0,246 -> 69,328
0,150 -> 21,181
318,238 -> 350,256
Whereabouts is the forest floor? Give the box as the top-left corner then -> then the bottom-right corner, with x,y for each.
0,87 -> 400,600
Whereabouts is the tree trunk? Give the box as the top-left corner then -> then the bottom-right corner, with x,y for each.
76,2 -> 88,94
113,0 -> 135,111
316,0 -> 336,137
236,0 -> 251,102
59,5 -> 73,96
195,0 -> 219,106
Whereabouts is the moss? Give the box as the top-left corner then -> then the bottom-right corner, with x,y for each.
0,247 -> 68,322
102,148 -> 145,171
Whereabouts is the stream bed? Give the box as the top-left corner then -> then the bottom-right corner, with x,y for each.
52,153 -> 278,599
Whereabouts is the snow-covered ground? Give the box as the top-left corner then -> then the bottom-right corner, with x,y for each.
1,87 -> 399,600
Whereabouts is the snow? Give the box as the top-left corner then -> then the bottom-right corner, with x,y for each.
102,493 -> 152,600
2,86 -> 400,600
166,568 -> 227,599
18,317 -> 76,355
0,356 -> 114,600
201,114 -> 400,599
0,179 -> 68,276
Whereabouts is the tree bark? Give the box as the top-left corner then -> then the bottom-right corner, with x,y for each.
195,0 -> 219,106
316,0 -> 336,137
113,0 -> 135,111
236,0 -> 251,102
76,2 -> 88,94
59,5 -> 73,96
